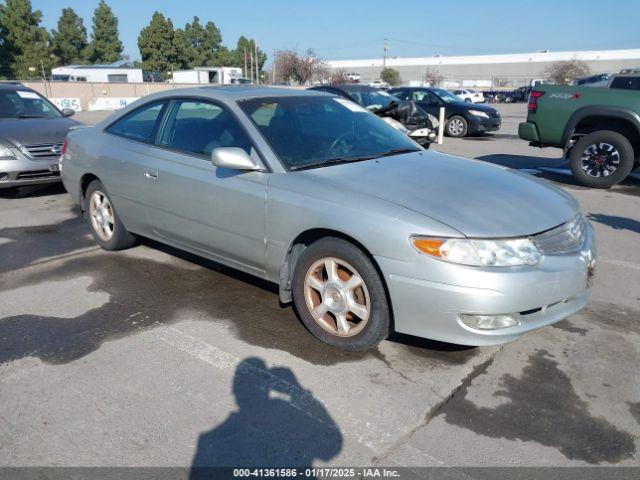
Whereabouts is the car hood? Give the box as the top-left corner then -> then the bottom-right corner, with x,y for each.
295,152 -> 578,238
0,117 -> 79,147
450,101 -> 496,113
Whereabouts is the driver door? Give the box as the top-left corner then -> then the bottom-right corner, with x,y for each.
141,99 -> 268,275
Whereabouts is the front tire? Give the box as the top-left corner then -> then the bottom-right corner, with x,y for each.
446,115 -> 468,137
292,237 -> 390,351
85,180 -> 136,250
569,130 -> 635,188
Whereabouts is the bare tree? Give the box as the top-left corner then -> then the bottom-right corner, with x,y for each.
274,49 -> 326,85
328,69 -> 351,85
544,59 -> 591,85
424,68 -> 443,87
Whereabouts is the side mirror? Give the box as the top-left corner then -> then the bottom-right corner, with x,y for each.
62,108 -> 75,117
211,147 -> 261,171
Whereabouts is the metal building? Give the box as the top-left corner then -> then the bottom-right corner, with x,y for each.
326,49 -> 640,88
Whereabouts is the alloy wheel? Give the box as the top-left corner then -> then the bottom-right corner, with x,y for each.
448,119 -> 465,136
580,143 -> 620,177
89,190 -> 115,241
303,257 -> 371,337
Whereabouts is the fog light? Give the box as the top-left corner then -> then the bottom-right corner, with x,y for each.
460,313 -> 521,330
0,173 -> 8,182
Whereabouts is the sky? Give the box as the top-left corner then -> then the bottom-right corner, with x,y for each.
29,0 -> 640,63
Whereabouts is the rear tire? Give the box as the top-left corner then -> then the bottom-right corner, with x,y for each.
292,237 -> 390,351
569,130 -> 635,188
85,179 -> 136,250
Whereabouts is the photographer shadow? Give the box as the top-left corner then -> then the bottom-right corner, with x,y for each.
190,357 -> 343,479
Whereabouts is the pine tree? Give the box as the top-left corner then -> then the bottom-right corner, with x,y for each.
86,0 -> 123,64
233,36 -> 266,72
0,0 -> 53,79
138,12 -> 184,75
182,16 -> 223,67
51,7 -> 88,65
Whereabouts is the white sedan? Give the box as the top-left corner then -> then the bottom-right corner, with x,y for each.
453,89 -> 485,103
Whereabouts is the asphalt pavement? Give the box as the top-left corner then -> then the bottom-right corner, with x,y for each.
0,104 -> 638,472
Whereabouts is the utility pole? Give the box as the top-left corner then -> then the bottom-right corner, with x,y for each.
383,38 -> 388,69
254,41 -> 259,85
244,48 -> 248,79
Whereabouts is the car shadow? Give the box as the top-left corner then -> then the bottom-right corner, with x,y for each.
476,153 -> 640,194
189,357 -> 342,477
586,213 -> 640,234
0,182 -> 67,199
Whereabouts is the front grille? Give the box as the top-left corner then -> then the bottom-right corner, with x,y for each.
16,170 -> 60,180
532,215 -> 586,255
489,111 -> 500,118
22,142 -> 63,159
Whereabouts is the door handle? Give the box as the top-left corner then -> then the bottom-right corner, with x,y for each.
143,169 -> 158,180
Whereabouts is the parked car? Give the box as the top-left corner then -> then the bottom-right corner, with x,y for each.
61,87 -> 595,351
390,87 -> 501,137
452,89 -> 484,103
519,83 -> 640,188
368,79 -> 389,89
608,73 -> 640,91
573,73 -> 612,88
0,83 -> 79,189
309,84 -> 437,147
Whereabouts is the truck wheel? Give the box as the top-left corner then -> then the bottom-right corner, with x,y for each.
569,130 -> 635,188
292,237 -> 390,351
446,116 -> 468,137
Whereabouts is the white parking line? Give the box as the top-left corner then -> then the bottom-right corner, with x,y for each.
153,324 -> 403,454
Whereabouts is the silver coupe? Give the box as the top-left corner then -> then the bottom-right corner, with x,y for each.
61,87 -> 596,351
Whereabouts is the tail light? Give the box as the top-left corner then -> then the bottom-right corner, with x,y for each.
528,91 -> 544,113
61,139 -> 68,156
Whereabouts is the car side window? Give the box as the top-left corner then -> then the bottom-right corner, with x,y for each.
392,89 -> 410,101
412,90 -> 432,102
158,100 -> 252,157
106,101 -> 166,143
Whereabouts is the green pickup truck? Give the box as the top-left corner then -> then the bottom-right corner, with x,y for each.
518,84 -> 640,188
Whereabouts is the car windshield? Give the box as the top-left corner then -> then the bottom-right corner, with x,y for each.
432,88 -> 463,103
239,95 -> 420,170
347,89 -> 397,110
0,90 -> 62,119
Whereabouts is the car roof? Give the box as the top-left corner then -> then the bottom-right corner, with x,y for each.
0,82 -> 31,92
179,86 -> 327,101
314,84 -> 379,93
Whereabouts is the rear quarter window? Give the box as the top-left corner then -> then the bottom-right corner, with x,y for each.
105,101 -> 166,143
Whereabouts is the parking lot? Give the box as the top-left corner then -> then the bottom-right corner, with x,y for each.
1,103 -> 639,471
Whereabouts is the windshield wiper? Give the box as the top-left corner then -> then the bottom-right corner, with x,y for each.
16,115 -> 47,119
290,155 -> 378,171
377,147 -> 421,157
290,148 -> 421,171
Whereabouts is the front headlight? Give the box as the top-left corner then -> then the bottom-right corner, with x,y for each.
468,110 -> 489,118
0,144 -> 16,160
412,236 -> 542,267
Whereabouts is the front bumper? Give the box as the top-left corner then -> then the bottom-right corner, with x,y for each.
376,223 -> 596,346
0,151 -> 61,189
468,115 -> 501,134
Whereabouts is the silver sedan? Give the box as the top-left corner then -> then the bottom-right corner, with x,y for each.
61,87 -> 596,351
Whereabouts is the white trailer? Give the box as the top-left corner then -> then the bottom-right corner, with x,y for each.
171,67 -> 251,85
51,66 -> 144,83
171,70 -> 210,84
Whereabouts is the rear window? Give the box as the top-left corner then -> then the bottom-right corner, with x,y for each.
610,76 -> 640,91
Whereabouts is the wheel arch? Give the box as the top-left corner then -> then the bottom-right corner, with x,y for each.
278,228 -> 394,328
79,173 -> 100,212
562,106 -> 640,161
